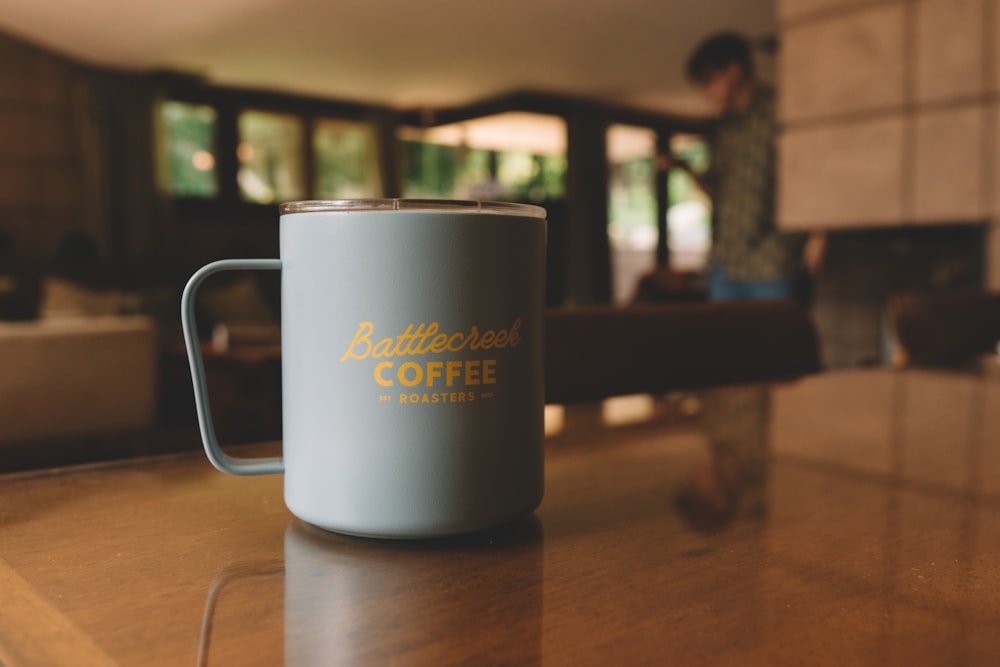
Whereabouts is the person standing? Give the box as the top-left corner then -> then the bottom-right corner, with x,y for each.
665,32 -> 825,301
667,35 -> 828,528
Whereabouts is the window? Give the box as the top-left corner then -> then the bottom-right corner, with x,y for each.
497,151 -> 566,201
607,124 -> 657,304
313,119 -> 381,199
399,140 -> 464,199
237,110 -> 306,204
159,93 -> 385,207
399,112 -> 566,202
607,124 -> 658,252
667,134 -> 712,271
160,101 -> 217,198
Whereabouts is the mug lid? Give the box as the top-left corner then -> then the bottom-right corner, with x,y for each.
279,199 -> 545,219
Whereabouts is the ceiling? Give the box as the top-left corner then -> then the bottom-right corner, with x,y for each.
0,0 -> 775,117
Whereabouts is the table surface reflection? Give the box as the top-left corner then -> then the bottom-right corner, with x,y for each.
1,365 -> 999,666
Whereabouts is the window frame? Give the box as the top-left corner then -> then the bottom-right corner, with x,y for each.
159,78 -> 390,222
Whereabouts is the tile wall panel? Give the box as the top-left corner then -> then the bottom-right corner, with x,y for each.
991,103 -> 1000,217
779,116 -> 905,227
912,105 -> 985,223
781,3 -> 906,122
915,0 -> 985,103
779,0 -> 891,22
993,0 -> 1000,93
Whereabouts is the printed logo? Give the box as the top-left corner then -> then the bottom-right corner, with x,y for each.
340,318 -> 522,405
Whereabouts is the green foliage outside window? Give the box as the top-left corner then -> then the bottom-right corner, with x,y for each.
667,135 -> 712,270
608,156 -> 657,247
499,152 -> 566,201
314,120 -> 381,199
668,138 -> 711,209
400,140 -> 565,202
238,110 -> 306,204
160,101 -> 217,198
159,99 -> 567,205
401,141 -> 461,198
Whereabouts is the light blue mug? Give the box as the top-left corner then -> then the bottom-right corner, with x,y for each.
181,200 -> 546,538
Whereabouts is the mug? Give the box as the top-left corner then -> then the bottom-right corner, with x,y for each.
181,199 -> 546,538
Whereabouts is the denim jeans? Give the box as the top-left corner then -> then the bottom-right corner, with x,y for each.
708,266 -> 795,302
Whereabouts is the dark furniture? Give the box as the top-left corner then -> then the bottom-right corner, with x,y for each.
545,300 -> 821,404
888,291 -> 1000,366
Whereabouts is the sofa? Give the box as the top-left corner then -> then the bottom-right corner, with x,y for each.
0,315 -> 157,447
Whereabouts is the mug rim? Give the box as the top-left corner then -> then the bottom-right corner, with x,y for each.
279,199 -> 546,219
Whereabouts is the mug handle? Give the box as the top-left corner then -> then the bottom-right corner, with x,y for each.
181,259 -> 284,475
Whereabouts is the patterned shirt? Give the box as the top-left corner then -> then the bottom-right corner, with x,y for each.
706,85 -> 803,281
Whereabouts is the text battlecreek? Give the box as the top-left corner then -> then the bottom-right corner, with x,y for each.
340,319 -> 523,404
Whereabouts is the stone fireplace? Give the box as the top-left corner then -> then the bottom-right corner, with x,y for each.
777,0 -> 1000,367
814,224 -> 986,368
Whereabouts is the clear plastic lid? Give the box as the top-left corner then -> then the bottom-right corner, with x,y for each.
279,199 -> 545,219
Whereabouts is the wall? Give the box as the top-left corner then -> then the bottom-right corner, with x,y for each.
777,0 -> 1000,290
0,32 -> 92,259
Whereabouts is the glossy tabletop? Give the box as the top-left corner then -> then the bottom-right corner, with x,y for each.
1,365 -> 999,666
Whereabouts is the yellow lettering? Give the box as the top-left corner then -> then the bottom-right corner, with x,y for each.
446,332 -> 465,352
342,318 -> 524,361
465,360 -> 481,385
477,330 -> 496,350
466,326 -> 480,350
508,319 -> 522,348
429,333 -> 449,353
411,322 -> 438,354
483,359 -> 496,384
340,322 -> 374,361
446,360 -> 463,387
399,362 -> 422,387
391,324 -> 415,356
375,361 -> 394,387
372,337 -> 395,358
426,361 -> 443,386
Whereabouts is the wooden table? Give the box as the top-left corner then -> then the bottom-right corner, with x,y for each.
1,365 -> 999,666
